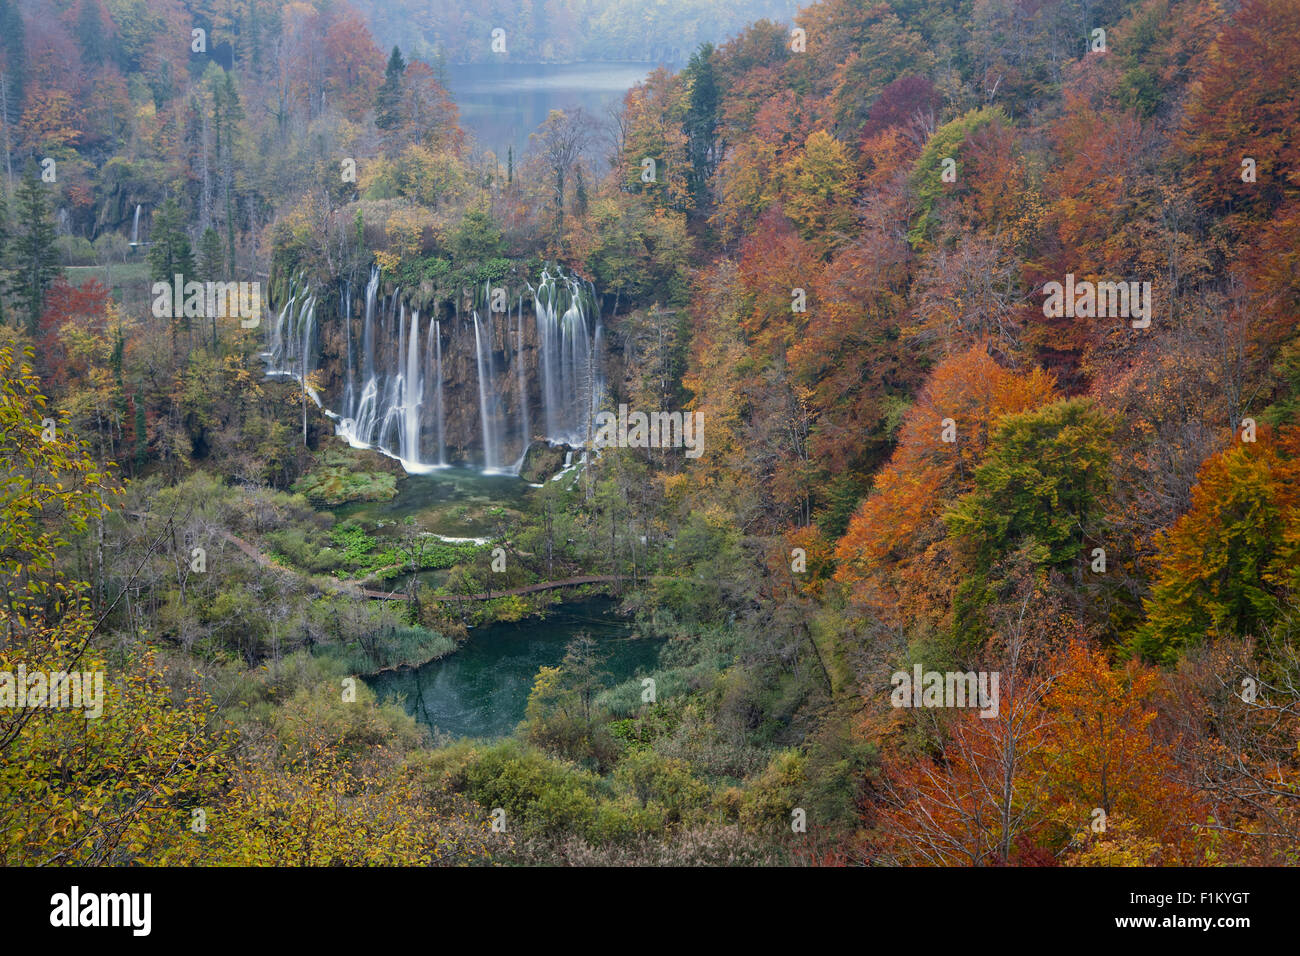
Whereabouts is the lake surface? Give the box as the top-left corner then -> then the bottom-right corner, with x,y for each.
331,467 -> 531,539
444,61 -> 656,159
365,598 -> 662,739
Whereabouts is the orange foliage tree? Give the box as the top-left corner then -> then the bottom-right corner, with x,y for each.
833,348 -> 1056,628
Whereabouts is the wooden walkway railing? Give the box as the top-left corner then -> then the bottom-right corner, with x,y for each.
359,575 -> 619,602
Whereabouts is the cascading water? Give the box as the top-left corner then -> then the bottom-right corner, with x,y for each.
264,274 -> 321,407
342,278 -> 353,412
265,264 -> 603,476
514,296 -> 530,464
338,269 -> 381,451
402,308 -> 423,463
472,309 -> 501,471
531,268 -> 603,446
433,319 -> 447,466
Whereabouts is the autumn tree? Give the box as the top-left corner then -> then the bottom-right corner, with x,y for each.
323,6 -> 383,122
874,596 -> 1057,865
1133,432 -> 1300,664
1179,0 -> 1300,229
833,347 -> 1057,628
776,130 -> 856,252
619,69 -> 690,213
1036,640 -> 1205,864
907,107 -> 1007,248
523,633 -> 615,768
0,645 -> 229,865
1162,634 -> 1300,864
398,61 -> 461,153
0,345 -> 222,867
945,398 -> 1115,639
529,108 -> 593,247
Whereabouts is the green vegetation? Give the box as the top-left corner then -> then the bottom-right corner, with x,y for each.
292,450 -> 399,505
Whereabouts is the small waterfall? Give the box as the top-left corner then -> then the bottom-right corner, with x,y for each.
266,264 -> 601,476
473,308 -> 500,471
301,297 -> 316,386
131,204 -> 141,246
363,266 -> 377,382
343,279 -> 353,412
339,267 -> 381,450
402,309 -> 422,464
433,319 -> 447,465
262,276 -> 321,407
531,269 -> 603,446
514,295 -> 530,469
376,301 -> 408,458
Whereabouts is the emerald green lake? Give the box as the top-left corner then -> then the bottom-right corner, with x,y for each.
364,599 -> 662,739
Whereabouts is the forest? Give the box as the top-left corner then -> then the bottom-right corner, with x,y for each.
1,0 -> 1299,869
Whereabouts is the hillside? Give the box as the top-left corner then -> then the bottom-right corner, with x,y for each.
1,0 -> 1299,874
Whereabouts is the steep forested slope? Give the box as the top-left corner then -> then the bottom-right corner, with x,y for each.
2,0 -> 1299,867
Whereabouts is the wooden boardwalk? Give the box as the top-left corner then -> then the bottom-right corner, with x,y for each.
359,575 -> 619,602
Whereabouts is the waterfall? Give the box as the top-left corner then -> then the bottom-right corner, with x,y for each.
531,269 -> 603,446
301,296 -> 317,386
473,309 -> 500,472
402,309 -> 422,464
131,204 -> 141,246
339,267 -> 381,450
262,278 -> 323,414
433,319 -> 447,466
265,264 -> 602,476
363,266 -> 377,382
514,295 -> 530,470
343,278 -> 353,412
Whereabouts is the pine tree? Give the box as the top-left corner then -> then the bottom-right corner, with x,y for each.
197,226 -> 223,280
7,161 -> 59,335
375,46 -> 406,133
75,0 -> 106,66
0,0 -> 25,114
146,197 -> 196,283
683,43 -> 719,213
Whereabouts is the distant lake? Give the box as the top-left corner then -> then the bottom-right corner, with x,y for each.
444,61 -> 657,160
